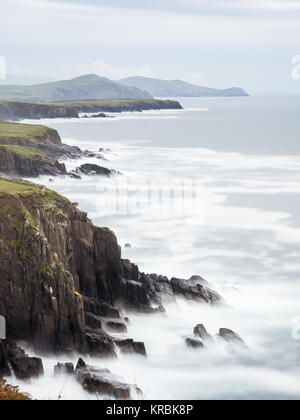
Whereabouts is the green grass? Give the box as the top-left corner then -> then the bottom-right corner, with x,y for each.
0,120 -> 48,140
0,145 -> 47,157
50,98 -> 157,107
0,179 -> 38,194
0,178 -> 70,201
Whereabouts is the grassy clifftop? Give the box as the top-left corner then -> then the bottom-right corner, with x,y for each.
50,98 -> 183,112
0,121 -> 61,147
0,123 -> 66,177
0,178 -> 39,195
0,121 -> 49,140
0,178 -> 68,200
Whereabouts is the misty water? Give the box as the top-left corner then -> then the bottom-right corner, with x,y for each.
10,96 -> 300,400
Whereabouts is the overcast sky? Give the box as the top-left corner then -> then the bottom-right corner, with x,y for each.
1,0 -> 300,93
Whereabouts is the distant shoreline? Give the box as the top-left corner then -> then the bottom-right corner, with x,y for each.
0,98 -> 183,122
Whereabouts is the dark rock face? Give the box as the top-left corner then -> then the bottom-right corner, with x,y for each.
0,341 -> 43,380
75,358 -> 141,400
194,324 -> 214,343
84,312 -> 103,330
186,338 -> 205,349
7,343 -> 43,380
54,362 -> 74,375
10,356 -> 44,380
83,299 -> 120,320
0,149 -> 67,178
0,341 -> 11,377
115,339 -> 147,356
85,329 -> 116,358
0,101 -> 79,121
218,329 -> 247,349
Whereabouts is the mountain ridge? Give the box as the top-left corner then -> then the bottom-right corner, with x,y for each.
0,74 -> 153,102
118,76 -> 249,97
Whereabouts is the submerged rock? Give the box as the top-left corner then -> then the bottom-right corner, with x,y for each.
194,324 -> 214,343
88,113 -> 112,119
75,358 -> 142,400
185,338 -> 205,349
115,339 -> 147,356
76,163 -> 118,176
218,329 -> 248,349
54,362 -> 74,375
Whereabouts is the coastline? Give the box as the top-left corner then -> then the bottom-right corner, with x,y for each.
0,99 -> 183,122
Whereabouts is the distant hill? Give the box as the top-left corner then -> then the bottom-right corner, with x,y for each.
0,74 -> 153,102
118,76 -> 249,98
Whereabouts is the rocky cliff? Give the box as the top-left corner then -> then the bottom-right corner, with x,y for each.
0,147 -> 66,177
0,102 -> 78,121
0,179 -> 222,355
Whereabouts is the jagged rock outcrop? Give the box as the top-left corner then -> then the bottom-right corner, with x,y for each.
218,329 -> 248,349
194,324 -> 214,344
0,179 -> 223,355
170,277 -> 222,304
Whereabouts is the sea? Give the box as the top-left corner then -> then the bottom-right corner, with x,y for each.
9,95 -> 300,400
